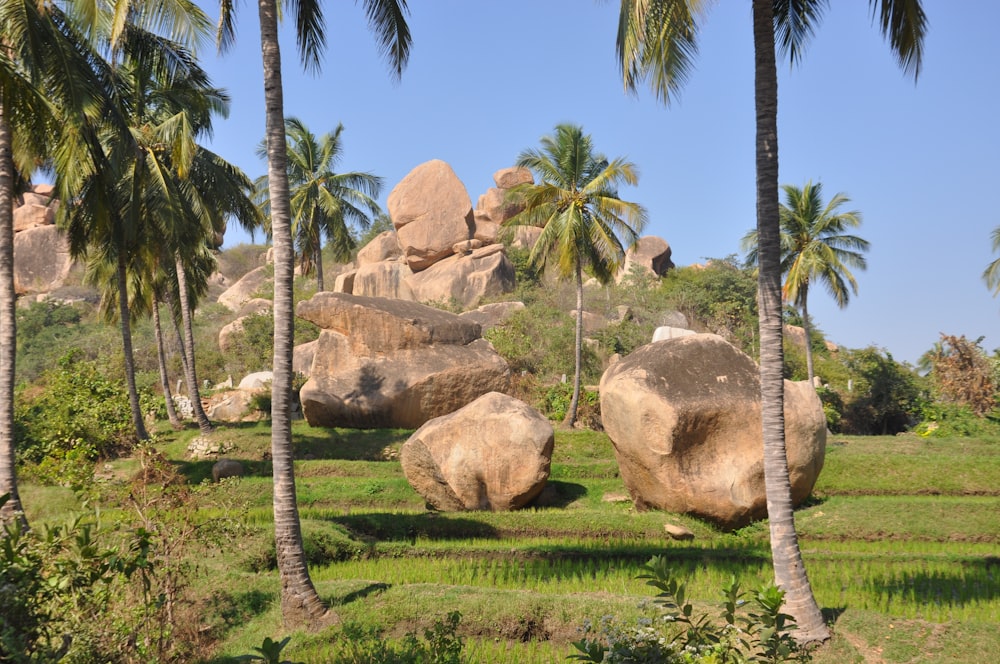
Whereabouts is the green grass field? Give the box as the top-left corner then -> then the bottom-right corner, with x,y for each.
20,425 -> 999,663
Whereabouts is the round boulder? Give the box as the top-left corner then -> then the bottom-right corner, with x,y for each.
400,392 -> 554,511
599,333 -> 826,530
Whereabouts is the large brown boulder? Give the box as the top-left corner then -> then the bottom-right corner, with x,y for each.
387,160 -> 474,271
405,244 -> 515,309
297,293 -> 510,428
13,225 -> 72,295
599,333 -> 826,530
400,392 -> 553,511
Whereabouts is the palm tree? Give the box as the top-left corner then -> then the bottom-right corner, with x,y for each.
0,0 -> 110,525
216,0 -> 412,626
505,123 -> 647,427
615,0 -> 925,644
256,119 -> 382,291
61,23 -> 222,442
742,181 -> 868,384
982,226 -> 1000,296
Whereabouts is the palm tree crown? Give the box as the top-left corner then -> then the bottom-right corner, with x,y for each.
256,118 -> 382,291
505,123 -> 647,427
742,181 -> 868,382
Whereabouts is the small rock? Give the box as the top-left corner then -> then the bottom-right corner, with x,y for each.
664,523 -> 695,541
601,492 -> 632,503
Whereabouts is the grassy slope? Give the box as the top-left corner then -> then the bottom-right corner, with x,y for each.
20,426 -> 1000,663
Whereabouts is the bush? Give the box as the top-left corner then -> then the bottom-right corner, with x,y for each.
570,556 -> 811,663
14,351 -> 155,482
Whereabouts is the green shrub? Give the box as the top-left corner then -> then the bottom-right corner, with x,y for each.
14,351 -> 155,480
569,556 -> 810,663
328,611 -> 464,664
913,402 -> 1000,438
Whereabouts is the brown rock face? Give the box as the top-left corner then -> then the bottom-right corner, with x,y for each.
387,160 -> 474,271
599,333 -> 826,530
217,265 -> 271,312
400,392 -> 553,511
352,260 -> 415,300
356,230 -> 401,265
493,167 -> 533,189
13,225 -> 72,295
618,236 -> 674,282
405,245 -> 515,309
297,293 -> 511,428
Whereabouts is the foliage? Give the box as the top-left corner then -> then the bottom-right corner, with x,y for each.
837,347 -> 925,435
14,351 -> 156,482
540,382 -> 603,430
222,312 -> 319,379
327,611 -> 464,664
813,387 -> 843,432
0,494 -> 167,664
658,260 -> 759,356
922,334 -> 997,416
912,402 -> 1000,438
569,556 -> 810,663
485,305 -> 601,383
235,636 -> 301,664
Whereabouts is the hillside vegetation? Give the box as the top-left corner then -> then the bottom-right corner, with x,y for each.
6,243 -> 1000,662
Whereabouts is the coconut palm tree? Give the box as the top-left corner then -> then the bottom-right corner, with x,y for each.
216,0 -> 412,626
742,181 -> 868,384
0,0 -> 111,525
61,24 -> 224,441
505,123 -> 646,427
615,0 -> 925,644
256,119 -> 382,291
982,226 -> 1000,296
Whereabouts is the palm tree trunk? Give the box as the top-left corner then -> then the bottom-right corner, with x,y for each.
258,0 -> 332,627
152,295 -> 183,429
564,262 -> 584,427
164,287 -> 190,379
174,253 -> 213,435
0,106 -> 26,528
315,243 -> 324,292
800,290 -> 815,385
117,252 -> 150,441
752,0 -> 829,645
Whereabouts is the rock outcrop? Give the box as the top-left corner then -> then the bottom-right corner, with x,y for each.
599,333 -> 826,530
218,266 -> 271,312
14,225 -> 73,296
618,236 -> 675,282
388,160 -> 474,271
400,392 -> 553,511
405,243 -> 515,309
296,292 -> 511,429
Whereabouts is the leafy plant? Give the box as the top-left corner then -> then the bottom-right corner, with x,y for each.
235,636 -> 302,664
569,556 -> 810,663
330,611 -> 464,663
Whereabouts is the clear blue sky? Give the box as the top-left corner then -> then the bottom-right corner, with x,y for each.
196,1 -> 999,367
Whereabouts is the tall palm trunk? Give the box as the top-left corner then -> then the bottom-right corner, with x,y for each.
0,106 -> 26,528
117,252 -> 149,441
152,296 -> 183,429
752,0 -> 828,644
799,286 -> 815,385
314,243 -> 325,292
174,253 -> 213,435
564,261 -> 584,427
258,0 -> 331,626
